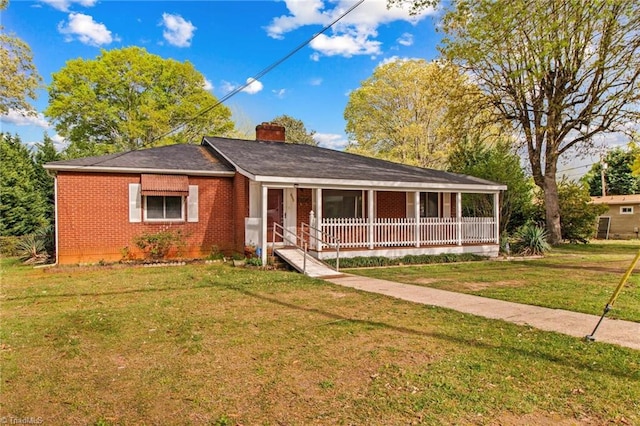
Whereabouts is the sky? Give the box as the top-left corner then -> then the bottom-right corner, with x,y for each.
1,0 -> 441,152
1,0 -> 631,179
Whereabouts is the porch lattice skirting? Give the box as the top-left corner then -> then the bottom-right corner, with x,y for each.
319,217 -> 496,249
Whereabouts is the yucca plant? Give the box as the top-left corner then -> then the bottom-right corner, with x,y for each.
512,223 -> 551,256
18,233 -> 50,265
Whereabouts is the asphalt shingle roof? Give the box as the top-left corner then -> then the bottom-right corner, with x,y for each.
203,136 -> 502,187
44,137 -> 504,189
44,144 -> 232,173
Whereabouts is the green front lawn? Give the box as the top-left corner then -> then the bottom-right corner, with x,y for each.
1,256 -> 638,424
348,242 -> 640,322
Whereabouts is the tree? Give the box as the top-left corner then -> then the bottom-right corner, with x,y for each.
344,59 -> 496,169
271,114 -> 317,145
448,138 -> 533,234
0,0 -> 42,115
633,156 -> 640,176
0,133 -> 49,236
432,0 -> 640,244
33,133 -> 61,225
583,145 -> 640,196
534,179 -> 607,243
45,47 -> 235,158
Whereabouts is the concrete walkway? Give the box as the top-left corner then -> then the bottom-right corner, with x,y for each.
326,274 -> 640,351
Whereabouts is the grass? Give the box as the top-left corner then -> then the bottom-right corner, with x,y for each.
1,255 -> 639,425
348,242 -> 640,323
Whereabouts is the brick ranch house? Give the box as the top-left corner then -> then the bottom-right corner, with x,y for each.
44,123 -> 507,266
591,194 -> 640,239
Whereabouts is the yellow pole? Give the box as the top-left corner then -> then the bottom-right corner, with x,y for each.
586,249 -> 640,341
606,249 -> 640,307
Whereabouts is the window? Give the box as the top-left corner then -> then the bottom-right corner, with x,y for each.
129,182 -> 198,223
323,190 -> 363,218
620,206 -> 634,214
419,192 -> 439,217
145,196 -> 184,220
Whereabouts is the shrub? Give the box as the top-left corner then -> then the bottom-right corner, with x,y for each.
207,245 -> 224,261
0,236 -> 21,256
246,257 -> 262,267
512,223 -> 551,256
133,230 -> 186,260
17,233 -> 50,264
325,252 -> 486,268
533,179 -> 608,243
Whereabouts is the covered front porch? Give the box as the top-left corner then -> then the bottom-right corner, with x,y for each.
248,183 -> 503,266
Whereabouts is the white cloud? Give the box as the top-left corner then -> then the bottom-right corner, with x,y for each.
310,52 -> 321,62
266,0 -> 434,59
0,110 -> 51,129
161,13 -> 196,48
314,133 -> 348,150
272,88 -> 286,98
220,81 -> 237,94
397,32 -> 413,46
378,55 -> 423,67
241,78 -> 263,95
51,133 -> 68,151
40,0 -> 97,12
310,31 -> 381,57
379,55 -> 401,66
58,13 -> 114,46
218,78 -> 264,95
309,77 -> 323,86
203,78 -> 213,91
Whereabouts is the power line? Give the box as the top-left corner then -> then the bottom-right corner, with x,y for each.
145,0 -> 367,146
557,163 -> 594,174
74,0 -> 367,170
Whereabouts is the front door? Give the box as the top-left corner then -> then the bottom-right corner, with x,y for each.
267,189 -> 283,243
284,188 -> 297,240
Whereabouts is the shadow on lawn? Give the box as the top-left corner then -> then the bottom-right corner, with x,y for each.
5,275 -> 638,381
218,281 -> 639,382
3,282 -> 210,303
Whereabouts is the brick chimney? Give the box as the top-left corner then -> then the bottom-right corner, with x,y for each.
256,122 -> 286,142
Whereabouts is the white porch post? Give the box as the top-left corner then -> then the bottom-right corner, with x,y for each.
261,185 -> 268,266
493,192 -> 500,244
456,192 -> 462,246
368,189 -> 375,249
414,191 -> 420,247
315,188 -> 323,252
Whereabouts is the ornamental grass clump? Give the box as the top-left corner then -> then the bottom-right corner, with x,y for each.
512,223 -> 551,256
17,233 -> 49,264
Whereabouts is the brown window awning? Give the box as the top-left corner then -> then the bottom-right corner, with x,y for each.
141,174 -> 189,197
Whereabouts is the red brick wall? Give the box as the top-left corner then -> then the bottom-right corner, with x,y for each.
377,191 -> 406,218
55,172 -> 235,264
296,188 -> 313,229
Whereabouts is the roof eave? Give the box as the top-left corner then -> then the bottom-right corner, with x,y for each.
43,164 -> 235,177
253,175 -> 506,192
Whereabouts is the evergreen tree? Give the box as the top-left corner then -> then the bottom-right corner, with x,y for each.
0,133 -> 49,236
34,133 -> 60,225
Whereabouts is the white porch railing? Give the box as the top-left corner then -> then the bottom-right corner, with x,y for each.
320,217 -> 496,248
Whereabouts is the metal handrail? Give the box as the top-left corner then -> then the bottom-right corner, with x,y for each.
271,222 -> 310,274
301,222 -> 340,271
271,222 -> 340,273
